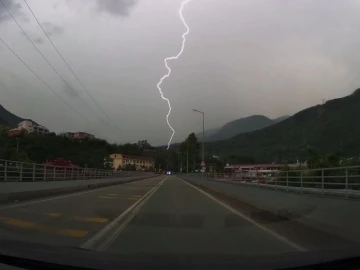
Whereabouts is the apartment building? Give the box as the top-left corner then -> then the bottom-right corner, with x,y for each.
109,153 -> 155,171
17,120 -> 49,135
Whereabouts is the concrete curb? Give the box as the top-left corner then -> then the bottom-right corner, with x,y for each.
0,175 -> 158,205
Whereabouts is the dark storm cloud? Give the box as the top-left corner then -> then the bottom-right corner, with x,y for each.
33,37 -> 44,44
95,0 -> 138,17
42,22 -> 64,36
62,80 -> 82,99
0,0 -> 22,23
3,0 -> 360,145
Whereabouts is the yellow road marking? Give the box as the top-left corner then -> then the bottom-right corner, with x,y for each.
73,217 -> 109,223
0,217 -> 88,238
47,213 -> 63,218
0,217 -> 37,229
19,209 -> 63,218
17,210 -> 107,224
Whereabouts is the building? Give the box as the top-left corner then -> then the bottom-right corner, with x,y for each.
72,132 -> 95,140
44,158 -> 80,169
109,153 -> 155,171
225,164 -> 287,173
8,128 -> 22,137
18,120 -> 49,135
60,132 -> 95,140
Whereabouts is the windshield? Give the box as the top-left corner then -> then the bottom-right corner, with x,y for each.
1,0 -> 360,268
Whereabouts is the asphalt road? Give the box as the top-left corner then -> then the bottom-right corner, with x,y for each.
0,175 -> 355,256
0,176 -> 165,247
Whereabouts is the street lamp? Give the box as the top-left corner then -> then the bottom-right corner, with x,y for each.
193,109 -> 205,179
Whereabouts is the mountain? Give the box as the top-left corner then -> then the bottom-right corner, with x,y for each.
209,115 -> 274,141
200,115 -> 290,142
273,115 -> 290,124
0,104 -> 37,128
195,127 -> 221,141
209,90 -> 360,163
0,117 -> 10,127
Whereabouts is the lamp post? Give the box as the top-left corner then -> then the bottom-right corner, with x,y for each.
193,109 -> 205,180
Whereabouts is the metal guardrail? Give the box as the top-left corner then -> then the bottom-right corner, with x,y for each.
0,159 -> 143,182
205,166 -> 360,199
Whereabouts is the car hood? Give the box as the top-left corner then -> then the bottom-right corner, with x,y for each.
0,238 -> 360,270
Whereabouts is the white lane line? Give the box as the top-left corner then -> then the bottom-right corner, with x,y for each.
0,176 -> 162,210
81,176 -> 168,251
180,178 -> 306,252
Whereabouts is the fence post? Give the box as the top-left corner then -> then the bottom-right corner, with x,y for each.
300,171 -> 303,195
19,163 -> 23,182
286,171 -> 289,192
4,160 -> 7,181
345,168 -> 348,199
321,169 -> 324,196
32,164 -> 36,181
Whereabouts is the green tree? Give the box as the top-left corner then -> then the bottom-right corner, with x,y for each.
180,133 -> 200,172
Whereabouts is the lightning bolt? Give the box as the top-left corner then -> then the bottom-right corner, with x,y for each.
157,0 -> 191,150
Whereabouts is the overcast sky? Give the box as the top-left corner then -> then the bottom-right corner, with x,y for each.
1,0 -> 360,145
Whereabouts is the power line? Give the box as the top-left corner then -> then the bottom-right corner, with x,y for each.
0,0 -> 119,134
23,0 -> 122,134
0,37 -> 89,121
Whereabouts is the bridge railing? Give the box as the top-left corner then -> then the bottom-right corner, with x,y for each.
0,159 -> 143,182
205,166 -> 360,199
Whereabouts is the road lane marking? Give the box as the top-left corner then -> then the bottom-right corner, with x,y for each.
17,210 -> 63,218
0,217 -> 89,238
17,210 -> 109,224
80,176 -> 168,251
98,177 -> 168,251
0,217 -> 37,229
0,176 -> 163,210
47,213 -> 63,217
180,178 -> 306,252
98,196 -> 118,199
73,217 -> 109,223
